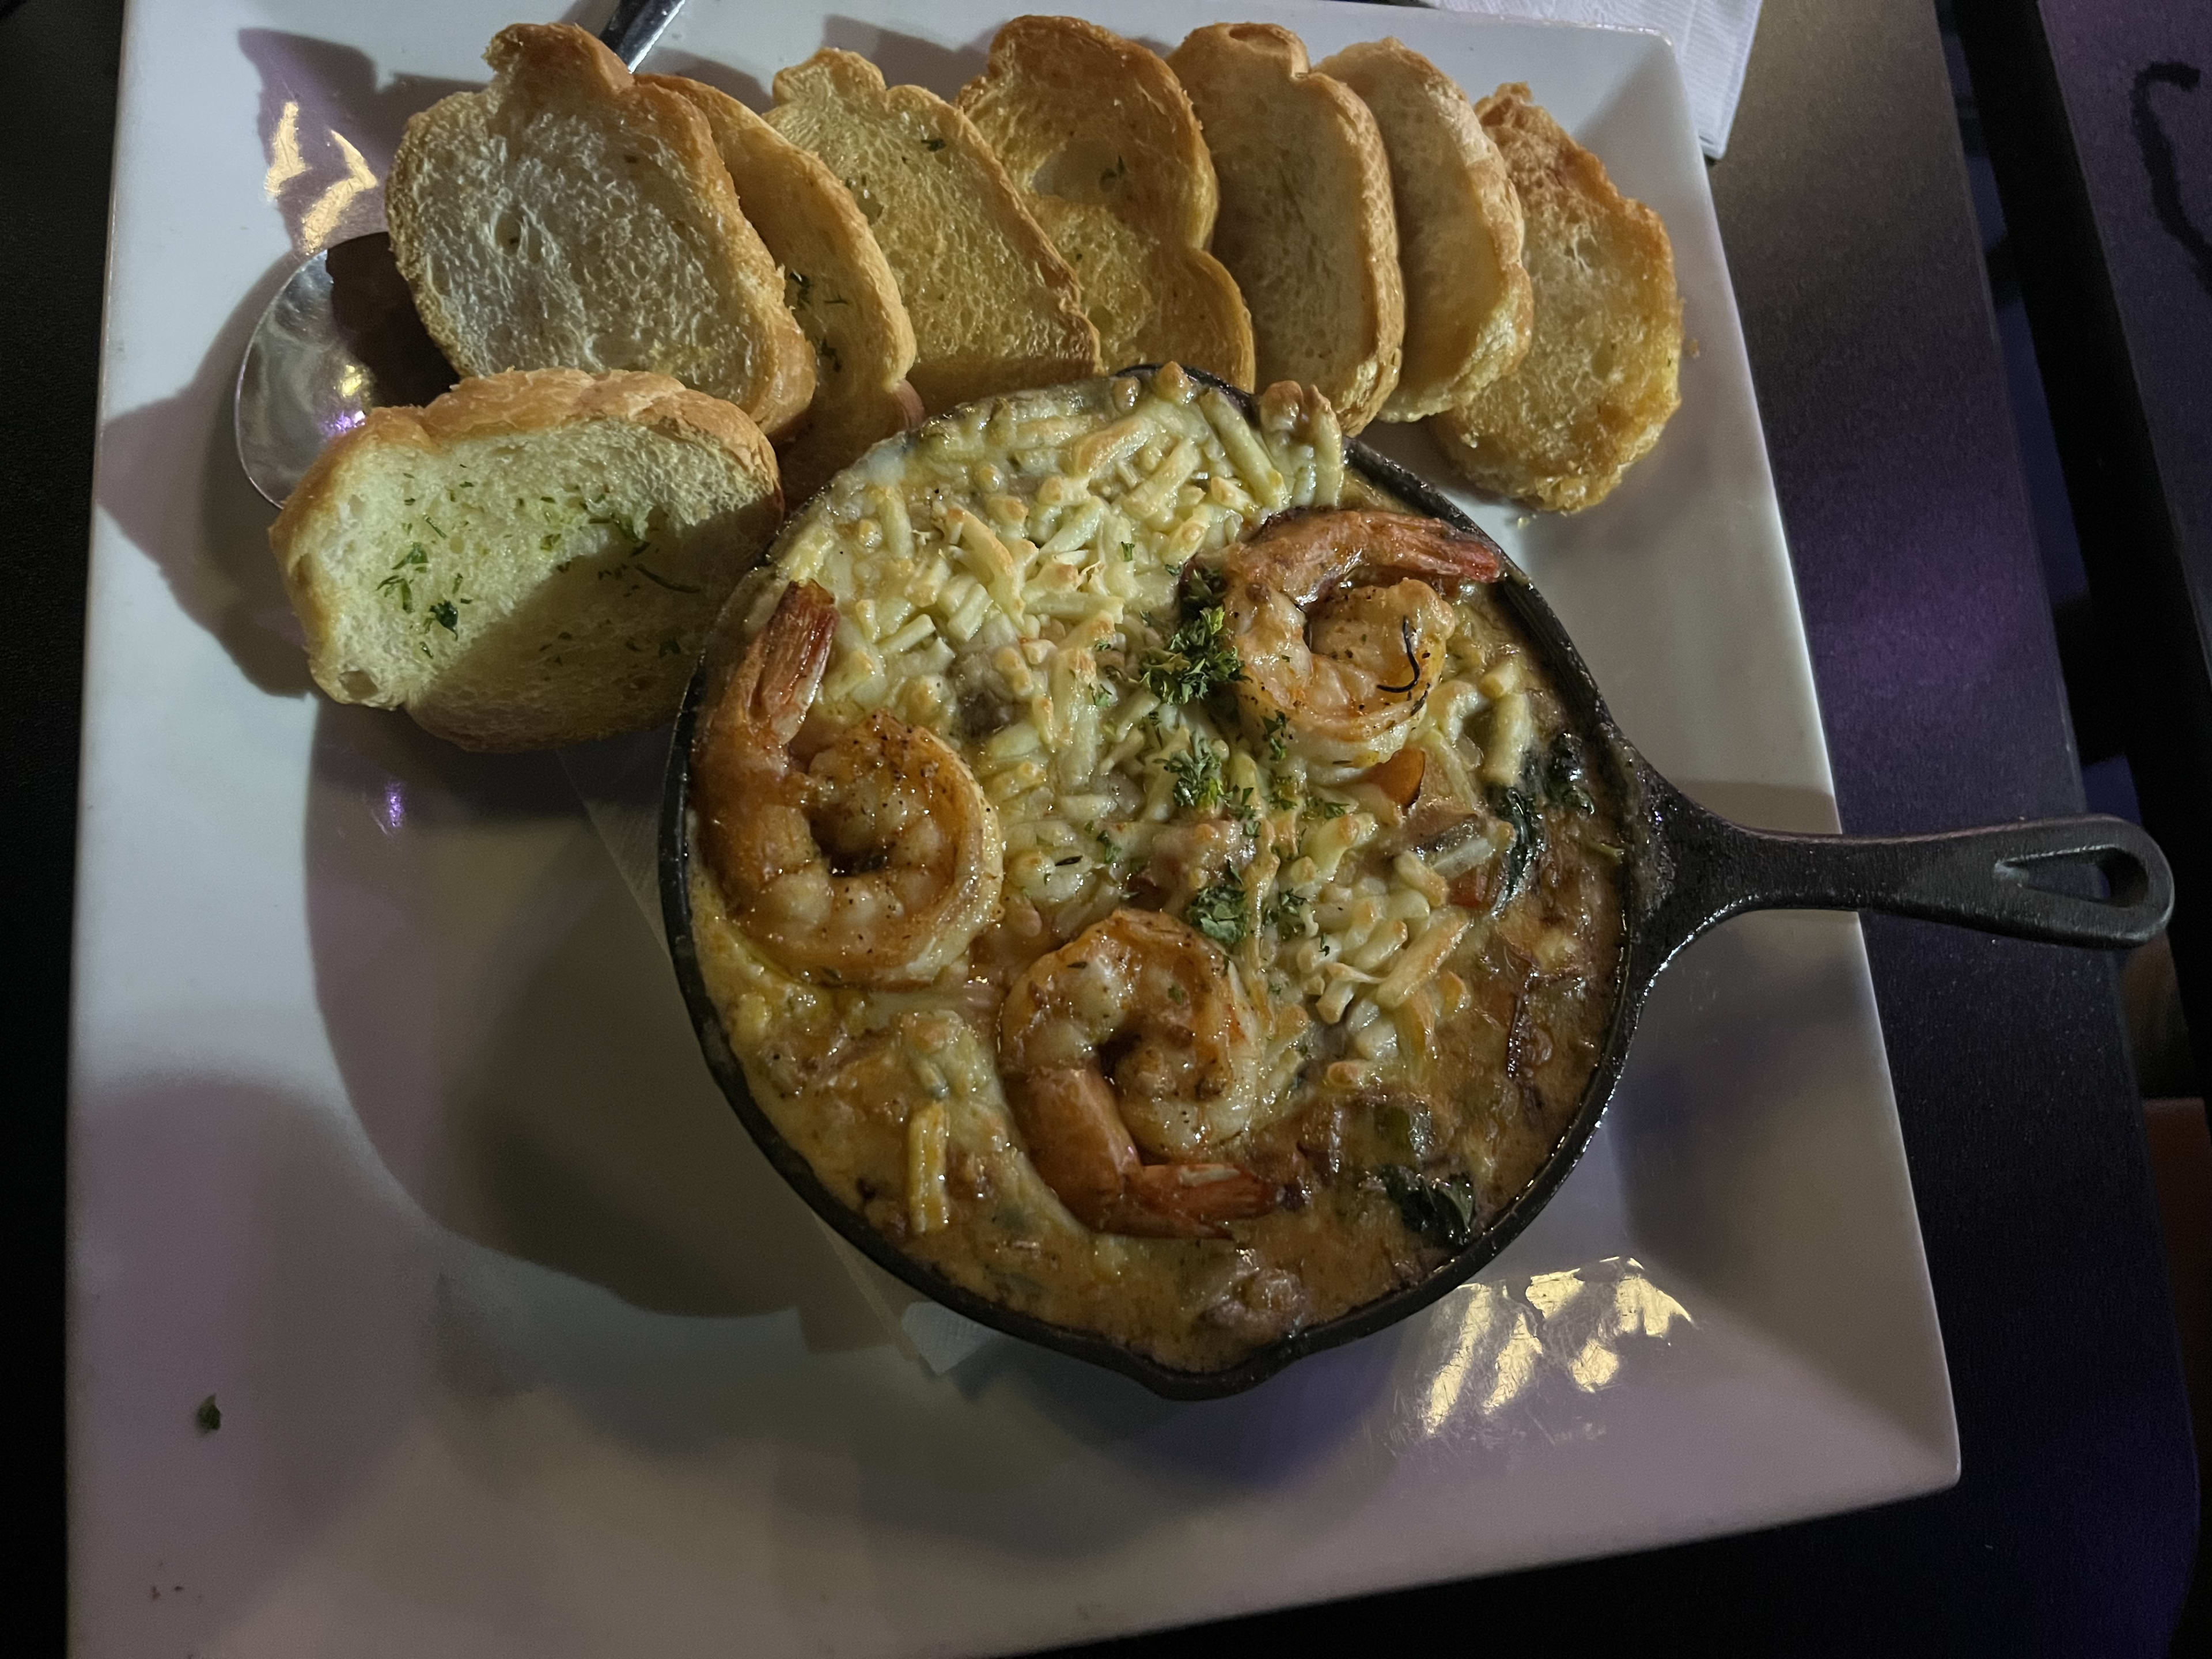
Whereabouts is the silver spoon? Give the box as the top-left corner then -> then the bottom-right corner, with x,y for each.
234,0 -> 691,506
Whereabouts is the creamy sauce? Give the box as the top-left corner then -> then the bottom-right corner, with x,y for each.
688,368 -> 1623,1373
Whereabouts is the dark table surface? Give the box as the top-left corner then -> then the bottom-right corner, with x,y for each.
10,0 -> 2197,1650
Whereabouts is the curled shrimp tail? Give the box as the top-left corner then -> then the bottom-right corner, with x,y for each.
1115,1163 -> 1278,1238
1251,509 -> 1506,603
728,578 -> 838,749
695,579 -> 837,911
1019,1066 -> 1275,1240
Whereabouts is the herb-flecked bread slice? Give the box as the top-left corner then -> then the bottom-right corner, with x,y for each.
1166,24 -> 1402,431
387,24 -> 813,435
1319,39 -> 1532,421
268,369 -> 783,751
646,74 -> 925,503
958,16 -> 1255,387
1430,84 -> 1681,512
767,48 -> 1101,415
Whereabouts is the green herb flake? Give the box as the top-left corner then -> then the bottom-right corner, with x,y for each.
1120,540 -> 1136,563
1263,885 -> 1308,938
1137,567 -> 1243,705
195,1395 -> 221,1434
1184,869 -> 1249,949
1163,740 -> 1225,813
1262,710 -> 1290,762
923,137 -> 946,151
1088,824 -> 1121,863
427,599 -> 460,634
1303,796 -> 1350,821
1225,784 -> 1260,832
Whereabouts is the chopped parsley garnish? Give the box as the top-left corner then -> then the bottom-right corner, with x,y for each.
377,544 -> 429,611
1263,885 -> 1308,938
1137,565 -> 1242,704
427,599 -> 460,634
195,1395 -> 221,1434
1088,824 -> 1121,863
1224,783 -> 1260,832
1184,868 -> 1249,949
1120,540 -> 1136,562
1266,771 -> 1300,811
1262,710 -> 1290,762
1164,739 -> 1225,812
1303,796 -> 1350,821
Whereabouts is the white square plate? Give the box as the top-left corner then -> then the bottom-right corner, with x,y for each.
70,2 -> 1958,1654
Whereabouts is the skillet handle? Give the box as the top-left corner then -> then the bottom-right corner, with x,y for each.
1645,785 -> 2173,952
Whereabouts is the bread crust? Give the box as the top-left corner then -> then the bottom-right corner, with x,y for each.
646,74 -> 925,503
1320,39 -> 1532,421
768,49 -> 1101,414
1166,24 -> 1402,432
270,369 -> 782,749
1430,84 -> 1681,512
959,16 -> 1255,387
388,24 -> 814,435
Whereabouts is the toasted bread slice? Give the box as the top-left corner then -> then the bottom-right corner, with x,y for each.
957,17 -> 1255,387
767,50 -> 1101,414
646,75 -> 924,503
1166,24 -> 1402,432
1319,40 -> 1532,421
270,369 -> 783,751
387,24 -> 813,435
1430,85 -> 1681,512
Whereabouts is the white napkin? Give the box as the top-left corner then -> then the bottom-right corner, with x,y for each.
1427,0 -> 1761,157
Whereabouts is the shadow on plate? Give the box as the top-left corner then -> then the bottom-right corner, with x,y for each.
821,16 -> 993,94
645,46 -> 769,109
300,699 -> 895,1345
96,255 -> 315,696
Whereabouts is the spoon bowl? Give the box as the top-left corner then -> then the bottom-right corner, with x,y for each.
232,0 -> 691,505
234,233 -> 454,505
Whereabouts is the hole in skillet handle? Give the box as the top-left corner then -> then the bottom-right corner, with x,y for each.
656,366 -> 1654,1399
1637,774 -> 2175,955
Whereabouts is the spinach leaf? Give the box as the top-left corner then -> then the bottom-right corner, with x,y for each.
1487,783 -> 1543,904
1380,1166 -> 1480,1251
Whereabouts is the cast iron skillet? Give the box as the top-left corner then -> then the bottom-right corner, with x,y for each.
659,370 -> 2173,1402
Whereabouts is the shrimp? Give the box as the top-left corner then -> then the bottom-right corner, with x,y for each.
693,579 -> 1005,986
1221,509 -> 1505,766
998,908 -> 1278,1238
